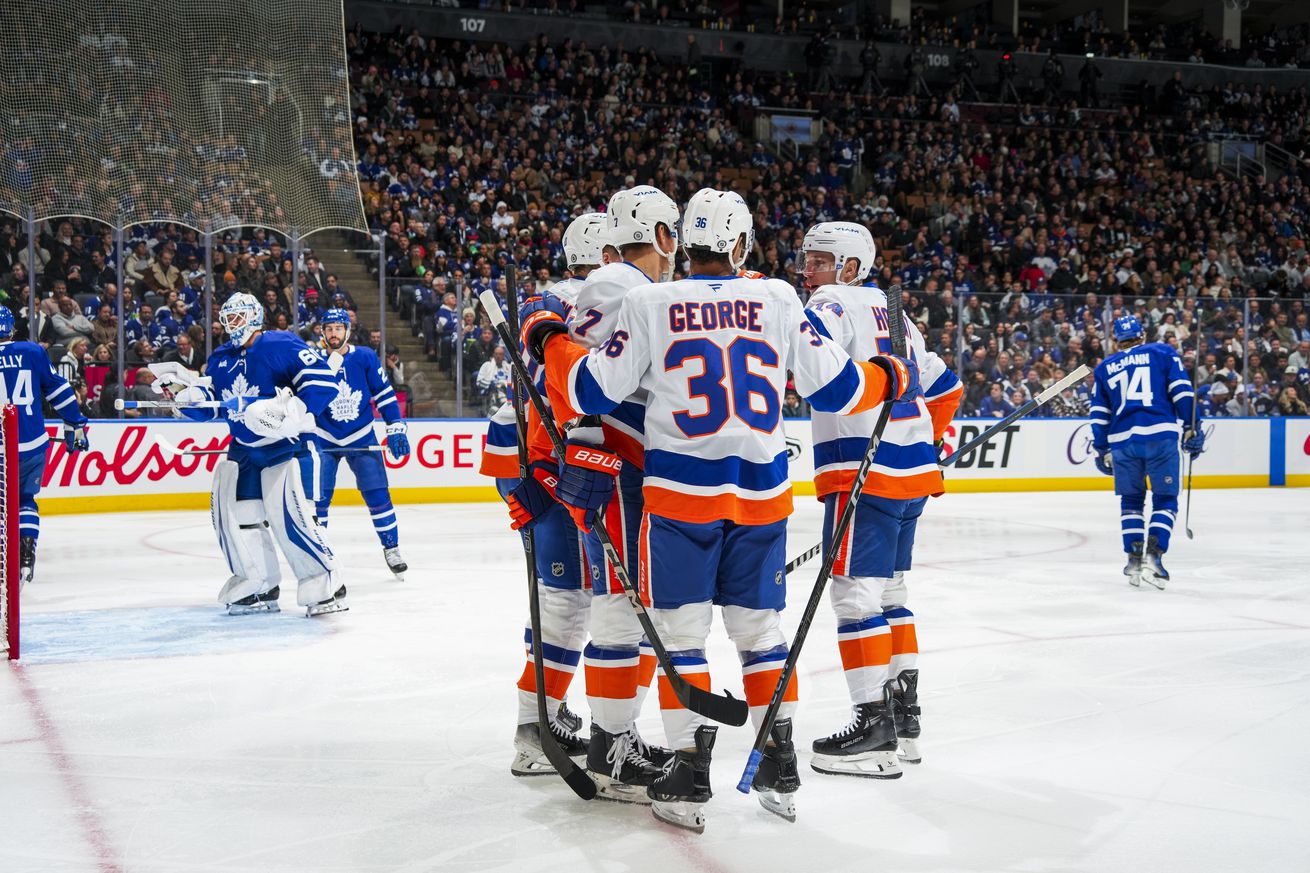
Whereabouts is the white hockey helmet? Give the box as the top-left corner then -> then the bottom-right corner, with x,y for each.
218,292 -> 264,346
802,221 -> 877,285
681,187 -> 754,270
563,212 -> 609,268
606,186 -> 679,257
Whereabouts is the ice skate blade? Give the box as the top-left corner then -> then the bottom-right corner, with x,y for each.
1126,570 -> 1142,588
810,750 -> 903,779
19,568 -> 31,591
756,789 -> 796,823
589,772 -> 655,805
651,799 -> 706,834
306,598 -> 349,617
897,738 -> 922,764
1140,570 -> 1167,590
226,601 -> 280,616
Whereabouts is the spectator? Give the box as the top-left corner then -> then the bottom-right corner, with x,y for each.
57,337 -> 90,384
162,333 -> 205,373
124,367 -> 165,417
1280,385 -> 1309,416
50,295 -> 94,347
782,389 -> 805,418
979,383 -> 1016,418
475,344 -> 512,414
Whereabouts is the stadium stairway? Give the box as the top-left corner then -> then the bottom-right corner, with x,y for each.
316,232 -> 459,417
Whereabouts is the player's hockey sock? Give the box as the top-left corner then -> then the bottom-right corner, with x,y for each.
634,640 -> 657,710
1148,494 -> 1178,552
740,644 -> 798,732
517,626 -> 581,726
364,495 -> 399,549
583,643 -> 642,735
1119,493 -> 1146,553
18,506 -> 38,541
883,606 -> 918,677
836,614 -> 893,704
657,651 -> 711,750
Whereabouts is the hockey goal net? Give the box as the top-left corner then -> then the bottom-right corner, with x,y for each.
1,405 -> 18,660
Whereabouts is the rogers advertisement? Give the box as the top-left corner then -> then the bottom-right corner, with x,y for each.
40,417 -> 1291,513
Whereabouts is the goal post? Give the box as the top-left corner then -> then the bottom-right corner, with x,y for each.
1,405 -> 18,660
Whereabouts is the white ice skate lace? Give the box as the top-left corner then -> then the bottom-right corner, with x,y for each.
831,707 -> 864,739
606,729 -> 653,780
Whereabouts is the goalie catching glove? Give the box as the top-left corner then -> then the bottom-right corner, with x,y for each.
244,387 -> 315,440
555,441 -> 622,532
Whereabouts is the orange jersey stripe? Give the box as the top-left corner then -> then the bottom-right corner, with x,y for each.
837,632 -> 893,672
543,333 -> 588,424
517,664 -> 577,700
637,651 -> 657,688
584,662 -> 640,700
525,405 -> 556,466
742,669 -> 798,707
657,670 -> 711,710
642,485 -> 794,526
889,622 -> 919,656
479,449 -> 518,479
849,361 -> 891,414
601,422 -> 644,470
814,467 -> 945,501
926,383 -> 964,442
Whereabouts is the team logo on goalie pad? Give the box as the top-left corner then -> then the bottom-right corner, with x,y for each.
552,562 -> 565,577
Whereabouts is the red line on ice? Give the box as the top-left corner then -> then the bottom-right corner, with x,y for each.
13,667 -> 125,873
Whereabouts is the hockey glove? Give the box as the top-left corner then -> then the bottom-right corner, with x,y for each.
555,441 -> 622,532
869,353 -> 920,402
1094,450 -> 1113,476
63,422 -> 89,453
1182,427 -> 1205,459
519,293 -> 570,363
244,388 -> 314,439
385,421 -> 411,459
147,361 -> 211,398
506,462 -> 560,531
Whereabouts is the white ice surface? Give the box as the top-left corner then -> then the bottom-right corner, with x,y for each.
2,489 -> 1309,873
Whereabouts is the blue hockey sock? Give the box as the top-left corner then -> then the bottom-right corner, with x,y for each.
363,490 -> 398,549
1119,494 -> 1146,553
1149,494 -> 1178,552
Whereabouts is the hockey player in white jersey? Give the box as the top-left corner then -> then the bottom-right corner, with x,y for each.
153,293 -> 346,616
801,222 -> 962,777
309,308 -> 411,579
522,188 -> 918,832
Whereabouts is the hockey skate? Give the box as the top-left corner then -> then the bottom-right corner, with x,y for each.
649,725 -> 716,834
226,584 -> 281,615
586,725 -> 665,804
811,701 -> 902,779
556,700 -> 583,734
511,719 -> 587,776
306,585 -> 349,617
751,719 -> 801,822
889,670 -> 923,764
1140,535 -> 1169,590
383,547 -> 407,580
18,536 -> 35,590
1123,541 -> 1144,588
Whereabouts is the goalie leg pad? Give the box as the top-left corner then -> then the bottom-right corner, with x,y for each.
260,459 -> 339,606
212,460 -> 282,604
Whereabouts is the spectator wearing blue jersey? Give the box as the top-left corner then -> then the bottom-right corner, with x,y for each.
1090,316 -> 1205,590
978,383 -> 1015,418
0,305 -> 89,588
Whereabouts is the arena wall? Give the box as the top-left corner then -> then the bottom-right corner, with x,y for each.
40,417 -> 1307,514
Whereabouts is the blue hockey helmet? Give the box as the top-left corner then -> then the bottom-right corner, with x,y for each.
1113,315 -> 1143,343
0,305 -> 13,339
320,308 -> 351,327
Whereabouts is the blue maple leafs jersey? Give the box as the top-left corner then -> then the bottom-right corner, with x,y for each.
1090,342 -> 1196,449
0,340 -> 87,457
312,345 -> 402,447
189,332 -> 338,459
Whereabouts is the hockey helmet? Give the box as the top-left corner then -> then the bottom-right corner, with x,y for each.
562,212 -> 609,268
0,305 -> 13,339
1113,314 -> 1144,342
802,222 -> 876,285
681,187 -> 754,271
218,293 -> 264,346
606,186 -> 679,256
321,307 -> 352,327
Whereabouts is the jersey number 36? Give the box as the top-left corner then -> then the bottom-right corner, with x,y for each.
664,337 -> 778,437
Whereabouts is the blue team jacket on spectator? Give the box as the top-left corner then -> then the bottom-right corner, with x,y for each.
183,331 -> 338,466
1090,342 -> 1196,450
311,345 -> 402,448
0,340 -> 88,457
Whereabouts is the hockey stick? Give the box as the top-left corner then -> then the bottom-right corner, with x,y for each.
480,289 -> 750,728
504,270 -> 597,800
115,397 -> 255,411
784,542 -> 822,575
152,434 -> 383,458
1183,304 -> 1202,539
738,284 -> 907,794
938,363 -> 1092,467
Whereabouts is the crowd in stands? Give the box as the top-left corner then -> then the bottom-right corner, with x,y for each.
351,22 -> 1309,418
0,217 -> 408,419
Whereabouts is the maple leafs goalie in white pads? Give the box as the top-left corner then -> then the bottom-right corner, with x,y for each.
153,292 -> 347,616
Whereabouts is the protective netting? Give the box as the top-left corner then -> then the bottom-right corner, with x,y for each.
0,0 -> 364,235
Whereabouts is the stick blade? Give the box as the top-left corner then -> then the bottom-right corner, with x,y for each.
478,290 -> 507,327
679,681 -> 749,726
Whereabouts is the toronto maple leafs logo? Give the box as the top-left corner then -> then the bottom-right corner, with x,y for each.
328,380 -> 362,422
222,372 -> 261,421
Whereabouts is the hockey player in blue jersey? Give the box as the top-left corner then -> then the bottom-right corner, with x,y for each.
310,309 -> 411,579
151,293 -> 348,616
1090,315 -> 1206,589
0,305 -> 90,587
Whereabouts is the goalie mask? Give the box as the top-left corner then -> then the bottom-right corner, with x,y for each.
219,293 -> 265,347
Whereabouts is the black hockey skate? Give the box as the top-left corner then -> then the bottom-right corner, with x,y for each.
18,535 -> 35,589
889,670 -> 923,764
1124,541 -> 1144,588
556,700 -> 583,734
1140,535 -> 1169,590
751,718 -> 801,822
511,719 -> 587,776
648,725 -> 717,834
226,585 -> 280,615
586,725 -> 665,804
306,585 -> 349,617
811,701 -> 902,779
383,547 -> 407,580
